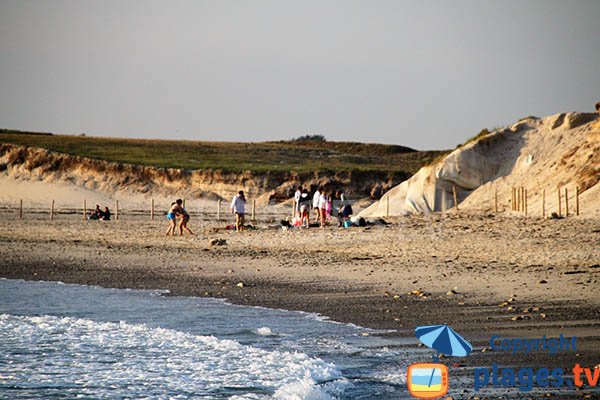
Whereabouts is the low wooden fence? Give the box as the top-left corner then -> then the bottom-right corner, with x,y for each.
12,198 -> 286,222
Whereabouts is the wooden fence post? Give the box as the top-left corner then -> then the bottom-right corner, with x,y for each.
511,188 -> 515,211
115,200 -> 119,221
512,188 -> 515,211
494,188 -> 498,213
452,185 -> 459,212
564,188 -> 569,217
217,199 -> 221,221
50,200 -> 55,220
252,199 -> 256,221
576,187 -> 580,216
151,199 -> 154,221
542,189 -> 546,218
19,199 -> 23,220
524,189 -> 528,216
557,188 -> 561,216
386,196 -> 390,218
83,200 -> 87,220
518,187 -> 522,212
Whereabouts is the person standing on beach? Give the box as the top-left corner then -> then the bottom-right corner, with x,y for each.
299,188 -> 311,228
318,189 -> 329,228
293,186 -> 302,218
312,186 -> 321,223
230,190 -> 246,232
177,199 -> 194,235
166,201 -> 181,236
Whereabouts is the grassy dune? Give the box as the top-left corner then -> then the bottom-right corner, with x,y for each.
0,129 -> 446,173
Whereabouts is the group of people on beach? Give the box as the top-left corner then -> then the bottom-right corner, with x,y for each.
89,205 -> 111,221
293,185 -> 352,228
165,191 -> 248,235
164,186 -> 351,235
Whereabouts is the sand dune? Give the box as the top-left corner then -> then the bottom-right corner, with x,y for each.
360,112 -> 600,218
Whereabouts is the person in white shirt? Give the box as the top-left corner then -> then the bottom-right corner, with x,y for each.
312,187 -> 321,223
318,190 -> 329,228
293,186 -> 302,218
299,188 -> 311,228
230,190 -> 246,232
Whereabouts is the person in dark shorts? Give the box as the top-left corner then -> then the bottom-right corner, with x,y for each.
177,199 -> 194,235
230,191 -> 246,232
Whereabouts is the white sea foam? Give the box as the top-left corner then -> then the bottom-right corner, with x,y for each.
148,288 -> 171,296
255,326 -> 275,336
274,376 -> 336,400
0,314 -> 343,398
379,371 -> 407,385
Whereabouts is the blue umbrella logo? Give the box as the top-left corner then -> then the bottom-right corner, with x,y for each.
415,325 -> 472,388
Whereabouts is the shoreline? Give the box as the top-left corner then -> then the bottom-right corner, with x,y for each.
1,212 -> 600,376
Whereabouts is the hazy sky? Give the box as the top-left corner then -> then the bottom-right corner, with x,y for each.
1,1 -> 599,150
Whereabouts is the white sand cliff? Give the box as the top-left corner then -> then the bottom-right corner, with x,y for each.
359,112 -> 600,218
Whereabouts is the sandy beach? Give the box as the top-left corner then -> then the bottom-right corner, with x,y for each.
2,2 -> 600,396
2,210 -> 599,377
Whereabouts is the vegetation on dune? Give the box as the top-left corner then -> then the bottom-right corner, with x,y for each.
0,129 -> 445,174
289,134 -> 327,142
461,128 -> 491,147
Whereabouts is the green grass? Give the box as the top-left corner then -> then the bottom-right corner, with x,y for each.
461,128 -> 491,147
0,129 -> 446,174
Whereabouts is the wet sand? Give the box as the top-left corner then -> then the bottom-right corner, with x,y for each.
1,211 -> 599,398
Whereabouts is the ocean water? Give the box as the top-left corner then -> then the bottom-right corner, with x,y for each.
0,279 -> 418,399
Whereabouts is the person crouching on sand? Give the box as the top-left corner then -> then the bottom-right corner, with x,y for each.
230,190 -> 246,232
166,201 -> 181,235
176,199 -> 194,235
